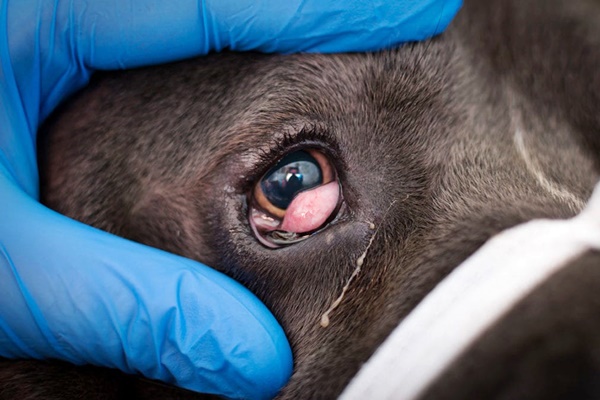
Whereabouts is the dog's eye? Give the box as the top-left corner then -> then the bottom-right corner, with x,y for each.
249,149 -> 341,248
257,150 -> 331,214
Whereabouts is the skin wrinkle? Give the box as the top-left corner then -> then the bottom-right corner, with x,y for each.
513,125 -> 586,214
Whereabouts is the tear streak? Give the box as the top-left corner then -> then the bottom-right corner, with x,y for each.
320,222 -> 377,328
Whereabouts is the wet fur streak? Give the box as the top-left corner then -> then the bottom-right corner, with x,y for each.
2,0 -> 600,398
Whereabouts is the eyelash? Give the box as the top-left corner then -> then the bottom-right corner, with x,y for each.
242,126 -> 342,194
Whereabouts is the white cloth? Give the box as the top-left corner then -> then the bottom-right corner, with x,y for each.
340,182 -> 600,400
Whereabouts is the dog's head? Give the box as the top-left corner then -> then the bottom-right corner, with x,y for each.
36,0 -> 600,398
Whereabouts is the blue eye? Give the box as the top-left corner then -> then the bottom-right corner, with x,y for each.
260,150 -> 323,210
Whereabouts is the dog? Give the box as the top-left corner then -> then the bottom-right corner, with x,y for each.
2,0 -> 599,398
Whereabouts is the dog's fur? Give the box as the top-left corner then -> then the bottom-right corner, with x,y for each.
2,0 -> 599,398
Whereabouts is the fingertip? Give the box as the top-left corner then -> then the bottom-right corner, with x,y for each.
431,0 -> 464,36
383,0 -> 464,46
208,272 -> 293,400
158,260 -> 293,400
243,311 -> 293,400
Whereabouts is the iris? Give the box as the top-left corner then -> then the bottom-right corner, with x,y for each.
260,151 -> 323,210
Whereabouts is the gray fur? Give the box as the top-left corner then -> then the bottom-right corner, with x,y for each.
2,0 -> 598,398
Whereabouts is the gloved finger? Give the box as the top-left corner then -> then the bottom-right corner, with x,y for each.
5,0 -> 462,124
0,172 -> 293,400
0,33 -> 39,198
210,0 -> 463,53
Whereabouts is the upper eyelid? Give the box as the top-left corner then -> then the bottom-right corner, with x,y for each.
232,120 -> 341,193
235,122 -> 310,174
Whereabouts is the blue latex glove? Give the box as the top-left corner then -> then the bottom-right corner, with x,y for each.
0,0 -> 462,399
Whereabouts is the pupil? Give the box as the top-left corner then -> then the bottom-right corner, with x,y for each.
260,150 -> 323,210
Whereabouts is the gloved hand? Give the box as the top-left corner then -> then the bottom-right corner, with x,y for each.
0,0 -> 462,399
